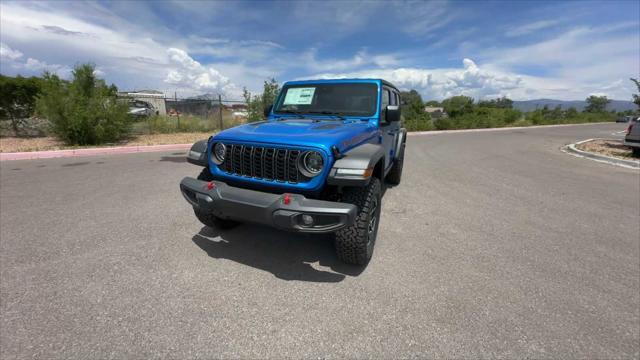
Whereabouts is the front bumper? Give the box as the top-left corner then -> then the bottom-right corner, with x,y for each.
179,177 -> 357,233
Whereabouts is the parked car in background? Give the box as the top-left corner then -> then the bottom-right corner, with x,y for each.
128,100 -> 155,118
624,117 -> 640,157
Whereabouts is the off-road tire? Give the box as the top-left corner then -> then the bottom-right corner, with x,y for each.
385,143 -> 405,185
194,167 -> 240,229
633,147 -> 640,157
334,177 -> 382,265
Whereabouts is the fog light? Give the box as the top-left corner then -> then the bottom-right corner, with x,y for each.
301,214 -> 314,226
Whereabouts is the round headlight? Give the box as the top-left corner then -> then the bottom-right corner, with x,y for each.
299,151 -> 324,177
211,142 -> 226,165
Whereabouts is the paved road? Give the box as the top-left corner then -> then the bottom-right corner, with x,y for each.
1,123 -> 638,358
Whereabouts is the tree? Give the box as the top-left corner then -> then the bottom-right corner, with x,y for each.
400,90 -> 432,131
0,75 -> 42,135
477,96 -> 513,109
243,78 -> 280,122
36,63 -> 130,145
441,95 -> 474,117
400,90 -> 427,119
261,78 -> 279,113
424,100 -> 441,107
584,95 -> 610,113
631,78 -> 640,111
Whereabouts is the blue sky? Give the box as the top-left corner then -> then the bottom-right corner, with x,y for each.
1,0 -> 638,101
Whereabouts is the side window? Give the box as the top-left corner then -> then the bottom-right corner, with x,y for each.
381,89 -> 390,123
390,91 -> 398,106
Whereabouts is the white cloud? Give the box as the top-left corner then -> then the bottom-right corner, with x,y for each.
164,48 -> 240,97
0,2 -> 251,97
394,0 -> 457,36
306,58 -> 527,100
505,20 -> 560,37
0,42 -> 23,60
301,48 -> 400,73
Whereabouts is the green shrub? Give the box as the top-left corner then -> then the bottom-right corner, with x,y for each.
403,116 -> 434,131
36,64 -> 130,145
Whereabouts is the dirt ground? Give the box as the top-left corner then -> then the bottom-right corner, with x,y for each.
0,132 -> 212,153
575,139 -> 636,159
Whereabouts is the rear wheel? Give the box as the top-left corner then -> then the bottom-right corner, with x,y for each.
194,167 -> 240,229
334,177 -> 382,265
632,147 -> 640,157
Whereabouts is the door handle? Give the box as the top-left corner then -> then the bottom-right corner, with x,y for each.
387,131 -> 397,135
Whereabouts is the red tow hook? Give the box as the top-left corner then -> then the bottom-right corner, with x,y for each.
205,181 -> 215,190
282,193 -> 292,205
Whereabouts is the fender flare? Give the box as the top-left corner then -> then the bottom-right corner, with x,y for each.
327,143 -> 385,187
186,139 -> 209,166
394,128 -> 407,159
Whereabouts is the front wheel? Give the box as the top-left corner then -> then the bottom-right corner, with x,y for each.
633,147 -> 640,157
194,167 -> 240,229
334,177 -> 382,265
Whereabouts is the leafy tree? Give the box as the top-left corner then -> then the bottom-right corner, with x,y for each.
441,95 -> 474,117
584,95 -> 610,113
0,75 -> 43,134
400,90 -> 432,131
477,96 -> 513,109
243,78 -> 280,122
36,63 -> 130,145
631,78 -> 640,111
261,78 -> 279,113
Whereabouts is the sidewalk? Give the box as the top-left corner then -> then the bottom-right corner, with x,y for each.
0,143 -> 192,161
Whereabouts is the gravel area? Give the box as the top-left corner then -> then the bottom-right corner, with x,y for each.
575,139 -> 637,159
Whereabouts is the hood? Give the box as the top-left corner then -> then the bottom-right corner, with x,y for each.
214,118 -> 378,153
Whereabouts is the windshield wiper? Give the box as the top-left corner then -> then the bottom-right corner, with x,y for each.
276,110 -> 309,119
307,111 -> 346,120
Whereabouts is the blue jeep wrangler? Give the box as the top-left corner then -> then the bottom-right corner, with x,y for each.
179,79 -> 406,265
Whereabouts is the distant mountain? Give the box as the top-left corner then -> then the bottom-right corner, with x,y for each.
187,93 -> 220,100
512,99 -> 636,112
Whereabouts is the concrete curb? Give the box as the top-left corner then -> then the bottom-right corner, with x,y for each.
0,143 -> 192,161
562,138 -> 640,170
407,122 -> 613,136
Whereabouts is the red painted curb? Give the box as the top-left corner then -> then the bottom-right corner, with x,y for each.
1,143 -> 193,161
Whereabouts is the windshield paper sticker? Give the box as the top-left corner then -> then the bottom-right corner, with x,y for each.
283,87 -> 315,105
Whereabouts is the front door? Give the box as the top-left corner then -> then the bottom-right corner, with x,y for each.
379,87 -> 400,170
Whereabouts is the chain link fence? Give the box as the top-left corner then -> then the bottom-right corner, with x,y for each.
124,93 -> 249,135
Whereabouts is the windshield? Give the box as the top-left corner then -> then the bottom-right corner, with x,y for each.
274,83 -> 378,117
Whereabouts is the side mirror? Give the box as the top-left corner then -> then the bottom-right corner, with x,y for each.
386,105 -> 401,122
264,104 -> 273,118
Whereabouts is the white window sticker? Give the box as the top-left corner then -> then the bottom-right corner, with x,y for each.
283,87 -> 316,105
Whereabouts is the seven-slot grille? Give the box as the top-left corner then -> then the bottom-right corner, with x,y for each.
220,144 -> 309,183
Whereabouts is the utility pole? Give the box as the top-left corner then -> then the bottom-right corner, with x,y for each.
218,94 -> 224,131
175,91 -> 180,130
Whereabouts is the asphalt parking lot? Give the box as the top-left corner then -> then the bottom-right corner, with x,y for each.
1,123 -> 638,358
